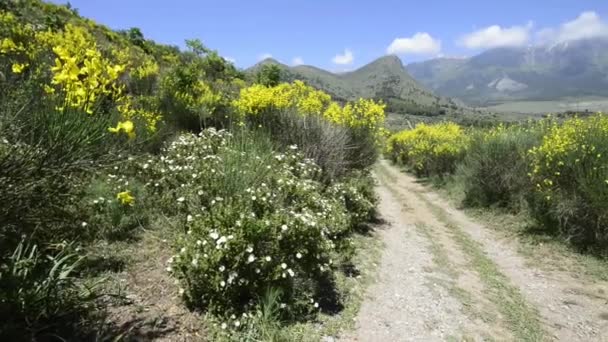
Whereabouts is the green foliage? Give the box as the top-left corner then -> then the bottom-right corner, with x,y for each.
129,129 -> 369,317
458,124 -> 544,210
250,108 -> 351,182
255,64 -> 282,87
79,176 -> 149,241
0,1 -> 380,338
0,240 -> 100,340
528,114 -> 608,248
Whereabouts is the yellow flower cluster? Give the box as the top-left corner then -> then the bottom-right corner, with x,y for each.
233,81 -> 385,136
131,57 -> 160,80
0,11 -> 33,55
45,24 -> 126,114
529,114 -> 608,194
116,190 -> 135,206
387,122 -> 468,174
108,120 -> 136,139
161,73 -> 222,116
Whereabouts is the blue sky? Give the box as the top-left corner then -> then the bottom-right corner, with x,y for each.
50,0 -> 608,70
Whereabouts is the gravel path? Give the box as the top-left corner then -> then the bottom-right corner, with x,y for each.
342,160 -> 608,341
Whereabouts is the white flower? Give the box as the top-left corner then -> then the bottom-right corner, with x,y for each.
265,256 -> 271,262
196,240 -> 202,246
191,259 -> 198,266
234,320 -> 240,327
227,235 -> 234,240
247,254 -> 256,263
216,236 -> 227,245
314,302 -> 319,308
198,190 -> 204,196
280,303 -> 287,308
230,314 -> 236,319
255,268 -> 261,274
289,145 -> 298,150
287,268 -> 294,277
219,265 -> 225,272
220,280 -> 226,287
180,247 -> 187,253
165,266 -> 172,272
246,246 -> 254,253
187,215 -> 193,222
179,288 -> 185,295
296,252 -> 302,259
177,197 -> 185,203
281,263 -> 287,269
81,222 -> 88,227
209,232 -> 219,240
281,224 -> 288,232
221,322 -> 227,329
251,196 -> 257,201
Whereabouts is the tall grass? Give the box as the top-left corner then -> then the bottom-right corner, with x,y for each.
457,124 -> 544,211
0,240 -> 101,340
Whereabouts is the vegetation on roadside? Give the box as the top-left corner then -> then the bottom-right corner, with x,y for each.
0,1 -> 384,340
386,115 -> 608,252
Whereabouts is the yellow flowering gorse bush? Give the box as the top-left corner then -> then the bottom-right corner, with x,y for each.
526,114 -> 608,244
1,12 -> 163,133
387,122 -> 468,176
233,81 -> 386,138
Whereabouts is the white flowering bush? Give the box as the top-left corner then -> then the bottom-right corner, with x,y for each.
131,128 -> 374,317
328,172 -> 377,227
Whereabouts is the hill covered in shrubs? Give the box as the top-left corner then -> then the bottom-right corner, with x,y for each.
0,0 -> 385,339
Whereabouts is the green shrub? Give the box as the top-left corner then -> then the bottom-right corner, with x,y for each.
249,108 -> 351,182
528,114 -> 608,248
329,171 -> 377,227
0,103 -> 119,251
458,124 -> 543,210
0,240 -> 100,340
128,129 -> 370,318
79,176 -> 150,241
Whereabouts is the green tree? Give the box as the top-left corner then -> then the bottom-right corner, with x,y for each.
255,64 -> 282,87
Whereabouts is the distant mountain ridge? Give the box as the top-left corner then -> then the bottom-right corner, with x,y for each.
407,37 -> 608,106
247,56 -> 461,116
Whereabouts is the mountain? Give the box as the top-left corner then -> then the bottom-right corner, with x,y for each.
248,55 -> 460,116
407,38 -> 608,106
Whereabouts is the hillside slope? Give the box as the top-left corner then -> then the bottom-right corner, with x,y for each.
407,38 -> 608,106
248,56 -> 461,116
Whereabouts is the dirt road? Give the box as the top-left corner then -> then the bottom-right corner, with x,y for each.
342,160 -> 608,341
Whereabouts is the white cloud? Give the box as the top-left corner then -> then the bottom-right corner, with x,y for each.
257,53 -> 273,61
386,32 -> 441,55
292,57 -> 304,66
538,11 -> 608,44
224,56 -> 236,64
459,22 -> 532,49
332,49 -> 354,65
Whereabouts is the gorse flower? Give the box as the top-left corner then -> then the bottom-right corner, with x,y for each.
116,190 -> 135,206
11,62 -> 27,74
108,120 -> 136,139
